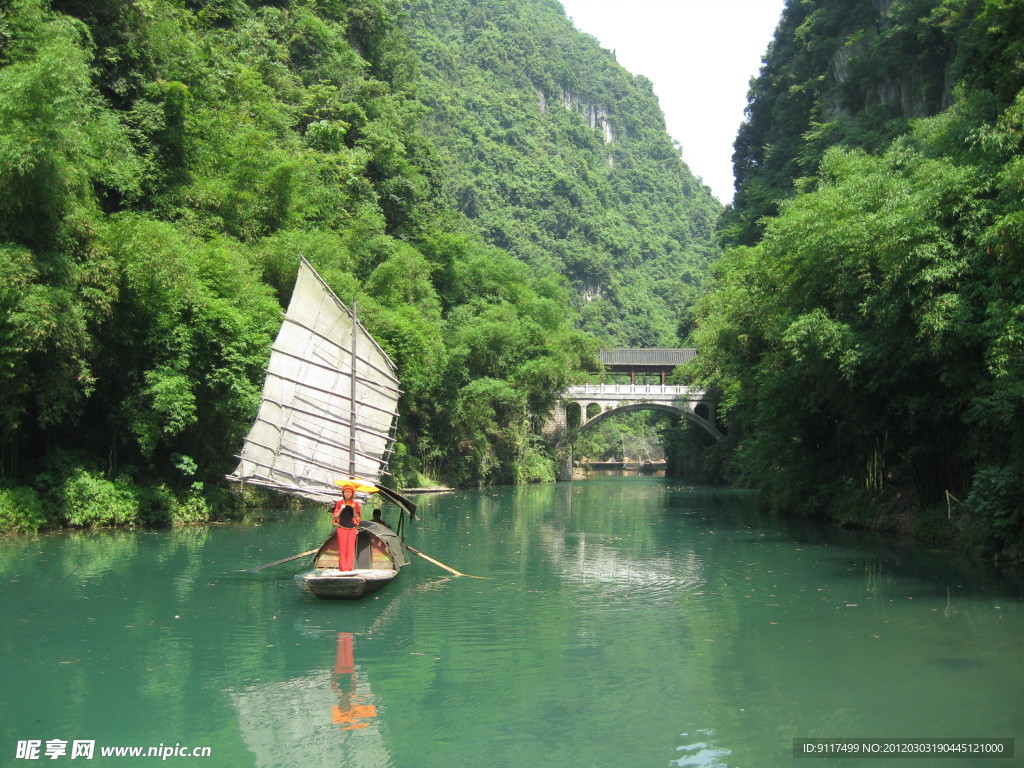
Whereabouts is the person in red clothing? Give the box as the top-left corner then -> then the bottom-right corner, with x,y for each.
332,484 -> 361,571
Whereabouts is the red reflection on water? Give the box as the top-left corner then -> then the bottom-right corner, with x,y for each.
330,633 -> 377,730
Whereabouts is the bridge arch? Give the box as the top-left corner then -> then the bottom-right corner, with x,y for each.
539,349 -> 723,479
577,401 -> 721,442
542,383 -> 724,446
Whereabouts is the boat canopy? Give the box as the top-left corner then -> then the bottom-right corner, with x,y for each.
362,521 -> 410,567
228,257 -> 401,503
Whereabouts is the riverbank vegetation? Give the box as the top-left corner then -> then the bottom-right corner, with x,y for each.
5,0 -> 1022,561
0,0 -> 716,532
689,0 -> 1024,558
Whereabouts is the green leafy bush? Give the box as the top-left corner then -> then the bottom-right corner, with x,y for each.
966,466 -> 1024,535
0,485 -> 53,532
61,469 -> 140,528
170,487 -> 212,525
516,440 -> 556,484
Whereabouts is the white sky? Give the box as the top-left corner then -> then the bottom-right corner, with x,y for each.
557,0 -> 787,204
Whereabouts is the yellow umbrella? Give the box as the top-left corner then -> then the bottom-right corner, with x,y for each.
333,478 -> 379,495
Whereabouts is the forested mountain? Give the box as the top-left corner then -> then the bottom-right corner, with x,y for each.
2,0 -> 717,531
721,0 -> 1023,246
399,0 -> 721,345
691,0 -> 1024,555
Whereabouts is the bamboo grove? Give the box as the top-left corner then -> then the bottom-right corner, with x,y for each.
691,0 -> 1024,555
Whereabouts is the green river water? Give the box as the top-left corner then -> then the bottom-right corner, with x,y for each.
1,477 -> 1022,767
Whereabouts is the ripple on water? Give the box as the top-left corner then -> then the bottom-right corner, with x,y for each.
673,729 -> 735,768
559,543 -> 707,608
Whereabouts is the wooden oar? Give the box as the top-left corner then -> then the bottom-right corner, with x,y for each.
245,548 -> 319,572
405,545 -> 489,579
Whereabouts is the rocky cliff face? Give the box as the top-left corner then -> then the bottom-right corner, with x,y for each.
539,87 -> 616,144
827,30 -> 952,120
562,92 -> 615,145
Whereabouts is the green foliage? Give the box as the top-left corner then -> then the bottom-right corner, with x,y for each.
662,419 -> 729,484
169,487 -> 213,525
966,466 -> 1024,536
724,0 -> 1024,246
0,484 -> 52,532
136,482 -> 221,526
400,0 -> 722,346
135,483 -> 176,527
0,0 -> 135,433
517,438 -> 557,484
61,468 -> 140,528
7,0 -> 681,529
450,377 -> 529,485
99,214 -> 279,475
574,411 -> 667,463
364,243 -> 441,318
697,127 -> 996,508
698,1 -> 1024,552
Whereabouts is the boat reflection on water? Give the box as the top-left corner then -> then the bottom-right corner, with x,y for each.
331,633 -> 377,731
232,632 -> 388,768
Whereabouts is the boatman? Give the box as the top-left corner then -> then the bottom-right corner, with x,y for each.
370,508 -> 391,529
332,484 -> 361,571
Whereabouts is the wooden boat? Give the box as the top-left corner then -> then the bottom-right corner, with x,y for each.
228,256 -> 416,599
303,521 -> 410,599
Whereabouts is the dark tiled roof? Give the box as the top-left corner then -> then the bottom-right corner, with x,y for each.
599,348 -> 696,367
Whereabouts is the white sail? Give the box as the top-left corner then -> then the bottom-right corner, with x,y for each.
228,257 -> 401,502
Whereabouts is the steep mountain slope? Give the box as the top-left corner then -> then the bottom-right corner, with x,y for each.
400,0 -> 722,345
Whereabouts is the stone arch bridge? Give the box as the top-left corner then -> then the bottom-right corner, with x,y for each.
541,349 -> 722,466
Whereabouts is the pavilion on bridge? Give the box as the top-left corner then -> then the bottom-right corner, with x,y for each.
593,348 -> 695,385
